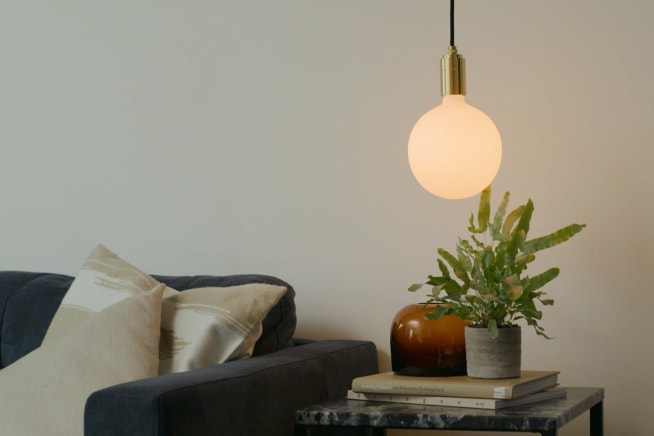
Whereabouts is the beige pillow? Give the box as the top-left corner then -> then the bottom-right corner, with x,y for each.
42,244 -> 174,345
0,284 -> 164,436
159,283 -> 287,373
44,244 -> 288,374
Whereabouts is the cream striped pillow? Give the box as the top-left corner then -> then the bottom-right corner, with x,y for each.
158,283 -> 286,373
43,244 -> 287,374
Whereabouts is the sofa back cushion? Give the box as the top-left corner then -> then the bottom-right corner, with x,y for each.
0,271 -> 296,369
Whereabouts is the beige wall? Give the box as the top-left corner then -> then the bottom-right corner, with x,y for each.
1,1 -> 652,434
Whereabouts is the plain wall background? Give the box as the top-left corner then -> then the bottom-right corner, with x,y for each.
1,1 -> 652,434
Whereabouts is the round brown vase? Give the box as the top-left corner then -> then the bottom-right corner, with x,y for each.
465,326 -> 521,379
390,304 -> 468,377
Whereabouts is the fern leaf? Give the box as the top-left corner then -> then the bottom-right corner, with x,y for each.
490,191 -> 510,240
502,205 -> 524,239
477,186 -> 492,232
523,268 -> 560,292
437,259 -> 451,278
522,224 -> 586,254
408,283 -> 424,292
469,186 -> 491,233
438,248 -> 469,283
513,198 -> 534,240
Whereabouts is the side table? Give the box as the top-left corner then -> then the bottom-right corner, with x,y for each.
295,386 -> 603,436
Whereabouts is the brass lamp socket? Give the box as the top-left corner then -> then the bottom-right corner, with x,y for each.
440,45 -> 466,96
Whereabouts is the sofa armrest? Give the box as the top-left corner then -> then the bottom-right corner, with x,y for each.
84,339 -> 378,436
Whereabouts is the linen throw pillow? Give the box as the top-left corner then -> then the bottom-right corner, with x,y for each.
43,244 -> 288,373
0,284 -> 164,436
42,244 -> 174,345
158,283 -> 286,373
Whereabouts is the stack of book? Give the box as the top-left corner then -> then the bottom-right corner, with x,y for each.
348,370 -> 566,410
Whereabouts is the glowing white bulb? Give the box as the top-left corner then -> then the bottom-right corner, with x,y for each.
408,95 -> 502,200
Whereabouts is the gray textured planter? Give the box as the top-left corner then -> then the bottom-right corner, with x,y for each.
465,326 -> 521,379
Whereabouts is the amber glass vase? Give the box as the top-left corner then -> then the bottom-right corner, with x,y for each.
390,304 -> 468,376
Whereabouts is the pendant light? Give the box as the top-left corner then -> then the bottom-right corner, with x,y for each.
408,0 -> 502,200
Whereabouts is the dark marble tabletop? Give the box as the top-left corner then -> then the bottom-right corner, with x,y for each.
295,387 -> 604,432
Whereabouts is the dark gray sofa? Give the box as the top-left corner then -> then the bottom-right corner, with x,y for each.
0,271 -> 378,435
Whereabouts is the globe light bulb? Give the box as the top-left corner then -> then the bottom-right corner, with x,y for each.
408,95 -> 502,200
407,45 -> 502,200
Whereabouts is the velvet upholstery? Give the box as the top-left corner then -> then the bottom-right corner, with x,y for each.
85,340 -> 378,435
0,271 -> 378,435
0,272 -> 72,368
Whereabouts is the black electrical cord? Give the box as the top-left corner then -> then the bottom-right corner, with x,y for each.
450,0 -> 455,46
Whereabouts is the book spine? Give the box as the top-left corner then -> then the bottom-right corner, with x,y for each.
347,391 -> 498,410
351,380 -> 513,399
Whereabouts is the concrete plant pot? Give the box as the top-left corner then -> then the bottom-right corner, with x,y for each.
465,326 -> 521,379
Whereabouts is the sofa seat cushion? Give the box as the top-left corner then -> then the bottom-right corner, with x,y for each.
0,284 -> 164,435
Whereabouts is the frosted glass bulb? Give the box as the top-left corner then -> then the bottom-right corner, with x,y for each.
408,95 -> 502,200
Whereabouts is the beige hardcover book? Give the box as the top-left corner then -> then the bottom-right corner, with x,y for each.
347,387 -> 566,410
351,370 -> 559,400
